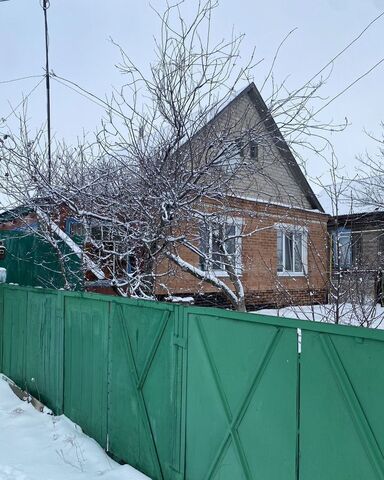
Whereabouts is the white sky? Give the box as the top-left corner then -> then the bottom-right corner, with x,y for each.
0,0 -> 384,185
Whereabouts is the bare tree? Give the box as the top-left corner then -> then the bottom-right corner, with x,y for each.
0,0 -> 345,310
86,0 -> 342,310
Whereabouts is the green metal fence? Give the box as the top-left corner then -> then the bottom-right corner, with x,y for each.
1,284 -> 384,479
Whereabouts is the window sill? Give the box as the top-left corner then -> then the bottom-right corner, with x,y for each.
277,271 -> 306,277
214,270 -> 229,277
202,269 -> 242,278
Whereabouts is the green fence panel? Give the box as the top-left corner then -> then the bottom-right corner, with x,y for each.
300,328 -> 384,480
24,290 -> 64,413
184,309 -> 298,480
4,284 -> 384,480
108,301 -> 183,480
64,295 -> 109,448
1,287 -> 28,386
1,286 -> 64,412
0,286 -> 3,373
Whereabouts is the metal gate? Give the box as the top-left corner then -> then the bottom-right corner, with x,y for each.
300,327 -> 384,479
2,284 -> 384,480
107,300 -> 184,480
184,309 -> 298,480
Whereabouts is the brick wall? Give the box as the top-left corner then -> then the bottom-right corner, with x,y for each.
155,197 -> 329,309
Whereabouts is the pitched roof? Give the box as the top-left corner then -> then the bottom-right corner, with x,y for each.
235,83 -> 324,212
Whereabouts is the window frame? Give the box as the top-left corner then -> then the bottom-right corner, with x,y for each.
95,239 -> 133,278
331,227 -> 362,271
249,139 -> 259,161
66,217 -> 85,237
276,223 -> 308,277
65,218 -> 133,278
200,217 -> 243,277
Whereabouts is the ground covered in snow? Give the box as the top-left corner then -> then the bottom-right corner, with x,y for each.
255,303 -> 384,329
0,376 -> 150,480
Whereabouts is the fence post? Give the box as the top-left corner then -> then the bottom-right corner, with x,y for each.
169,304 -> 188,480
55,289 -> 65,415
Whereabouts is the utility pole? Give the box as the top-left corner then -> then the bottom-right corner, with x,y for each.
42,0 -> 52,186
0,0 -> 52,184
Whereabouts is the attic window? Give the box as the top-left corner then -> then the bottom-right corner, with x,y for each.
249,139 -> 258,160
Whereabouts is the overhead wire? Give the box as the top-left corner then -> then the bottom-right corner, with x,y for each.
0,7 -> 383,134
50,11 -> 384,128
296,11 -> 384,95
0,77 -> 45,124
51,75 -> 129,121
0,74 -> 44,85
310,58 -> 384,120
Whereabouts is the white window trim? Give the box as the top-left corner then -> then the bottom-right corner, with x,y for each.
331,228 -> 353,270
275,223 -> 308,277
201,217 -> 243,277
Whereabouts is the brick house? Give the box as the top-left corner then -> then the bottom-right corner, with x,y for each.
0,83 -> 330,309
152,83 -> 329,308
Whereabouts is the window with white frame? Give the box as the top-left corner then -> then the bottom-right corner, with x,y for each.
66,218 -> 134,278
276,225 -> 307,275
331,227 -> 362,270
200,219 -> 242,275
332,228 -> 352,270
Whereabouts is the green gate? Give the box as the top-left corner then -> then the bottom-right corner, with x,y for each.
107,300 -> 184,479
2,284 -> 384,480
184,308 -> 298,480
300,326 -> 384,480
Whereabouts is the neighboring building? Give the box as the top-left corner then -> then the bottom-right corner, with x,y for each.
0,83 -> 330,309
318,180 -> 384,304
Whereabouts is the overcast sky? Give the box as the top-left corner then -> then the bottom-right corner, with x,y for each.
0,0 -> 384,185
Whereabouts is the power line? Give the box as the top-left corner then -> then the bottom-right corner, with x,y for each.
0,74 -> 44,85
51,75 -> 129,121
311,57 -> 384,119
2,2 -> 380,142
54,51 -> 384,133
52,76 -> 111,111
295,11 -> 384,96
0,77 -> 45,124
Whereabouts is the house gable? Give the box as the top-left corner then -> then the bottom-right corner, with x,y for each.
197,83 -> 323,211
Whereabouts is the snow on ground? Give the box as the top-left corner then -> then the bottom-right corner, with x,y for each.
255,303 -> 384,329
0,375 -> 150,480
